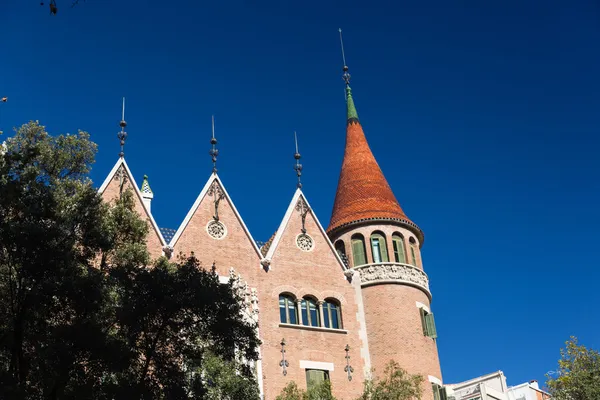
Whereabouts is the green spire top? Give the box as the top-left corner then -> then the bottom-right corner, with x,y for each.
346,85 -> 359,123
140,174 -> 153,195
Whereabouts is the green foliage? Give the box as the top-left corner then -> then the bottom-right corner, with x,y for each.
546,337 -> 600,400
276,380 -> 337,400
358,361 -> 423,400
0,122 -> 261,399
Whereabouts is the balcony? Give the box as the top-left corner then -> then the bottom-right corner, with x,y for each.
347,262 -> 431,299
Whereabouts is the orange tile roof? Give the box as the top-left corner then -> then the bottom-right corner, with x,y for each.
328,94 -> 414,233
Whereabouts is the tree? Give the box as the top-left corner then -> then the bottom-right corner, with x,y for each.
0,121 -> 261,399
546,337 -> 600,400
276,380 -> 337,400
358,361 -> 423,400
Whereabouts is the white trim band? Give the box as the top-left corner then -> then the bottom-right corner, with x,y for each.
416,301 -> 430,313
299,360 -> 334,371
428,375 -> 442,385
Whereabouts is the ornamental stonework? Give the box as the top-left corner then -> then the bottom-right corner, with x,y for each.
206,220 -> 226,239
296,233 -> 314,251
354,263 -> 430,296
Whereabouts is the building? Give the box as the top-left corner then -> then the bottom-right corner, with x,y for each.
98,63 -> 444,399
446,371 -> 551,400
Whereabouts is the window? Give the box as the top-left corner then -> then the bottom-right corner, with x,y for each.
409,236 -> 419,266
370,232 -> 389,263
351,234 -> 367,267
306,369 -> 329,391
322,299 -> 342,329
392,234 -> 406,263
419,308 -> 438,339
335,240 -> 346,257
279,294 -> 298,324
301,297 -> 320,327
432,383 -> 447,400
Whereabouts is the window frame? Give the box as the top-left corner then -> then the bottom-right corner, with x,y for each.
351,234 -> 367,267
279,294 -> 298,325
300,296 -> 321,327
392,233 -> 406,263
322,298 -> 342,329
419,307 -> 438,339
370,231 -> 389,263
305,369 -> 330,391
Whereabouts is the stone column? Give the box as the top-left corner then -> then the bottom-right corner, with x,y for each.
318,301 -> 326,328
295,299 -> 304,325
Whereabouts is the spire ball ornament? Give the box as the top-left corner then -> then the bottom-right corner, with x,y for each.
293,131 -> 303,189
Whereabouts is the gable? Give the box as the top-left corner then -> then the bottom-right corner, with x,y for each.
98,158 -> 166,260
266,190 -> 346,274
170,175 -> 263,279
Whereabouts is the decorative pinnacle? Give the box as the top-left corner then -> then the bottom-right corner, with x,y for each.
209,115 -> 219,173
339,29 -> 351,85
293,131 -> 303,189
117,97 -> 127,158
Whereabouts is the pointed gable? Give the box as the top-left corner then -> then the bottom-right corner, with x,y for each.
169,174 -> 263,278
265,189 -> 346,274
98,158 -> 167,259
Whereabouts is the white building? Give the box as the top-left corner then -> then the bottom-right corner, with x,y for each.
445,371 -> 550,400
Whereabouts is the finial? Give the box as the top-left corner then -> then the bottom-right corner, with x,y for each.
117,97 -> 127,158
209,115 -> 219,173
293,131 -> 303,189
339,28 -> 351,85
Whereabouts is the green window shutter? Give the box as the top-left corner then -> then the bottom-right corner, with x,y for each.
440,386 -> 448,400
380,237 -> 389,262
411,246 -> 418,266
306,369 -> 326,390
352,239 -> 366,266
426,313 -> 438,339
420,308 -> 428,336
393,237 -> 406,263
432,384 -> 441,400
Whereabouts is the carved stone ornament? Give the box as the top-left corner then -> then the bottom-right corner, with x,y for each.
295,197 -> 309,234
206,220 -> 226,239
207,180 -> 225,221
354,263 -> 431,299
296,233 -> 314,252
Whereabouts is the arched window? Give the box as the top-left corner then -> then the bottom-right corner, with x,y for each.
409,237 -> 419,267
370,232 -> 389,263
392,233 -> 406,263
335,240 -> 346,257
279,294 -> 298,324
300,297 -> 320,327
351,234 -> 367,267
323,299 -> 342,329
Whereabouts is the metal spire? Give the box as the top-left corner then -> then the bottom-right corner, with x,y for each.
339,28 -> 351,85
117,97 -> 127,158
209,115 -> 219,173
294,131 -> 303,189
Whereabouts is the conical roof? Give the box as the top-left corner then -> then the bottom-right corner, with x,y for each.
328,85 -> 416,234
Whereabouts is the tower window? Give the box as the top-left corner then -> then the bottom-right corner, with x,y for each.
392,233 -> 406,263
322,299 -> 342,329
300,297 -> 320,327
370,232 -> 389,263
432,383 -> 447,400
306,369 -> 330,391
351,234 -> 367,267
409,236 -> 419,267
419,307 -> 438,339
279,294 -> 298,325
335,240 -> 346,257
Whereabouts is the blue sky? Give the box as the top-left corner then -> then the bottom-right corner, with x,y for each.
2,0 -> 600,389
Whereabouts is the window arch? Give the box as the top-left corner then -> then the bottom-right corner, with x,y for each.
279,294 -> 298,324
323,298 -> 342,329
351,234 -> 367,267
392,233 -> 406,263
370,231 -> 389,263
409,237 -> 419,267
335,240 -> 346,258
300,296 -> 320,327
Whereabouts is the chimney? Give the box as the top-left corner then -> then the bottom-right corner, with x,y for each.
529,380 -> 539,390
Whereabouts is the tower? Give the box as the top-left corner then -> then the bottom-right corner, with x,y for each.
327,64 -> 443,399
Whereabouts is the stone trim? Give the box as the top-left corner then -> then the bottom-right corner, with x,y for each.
353,262 -> 431,300
428,375 -> 442,385
279,323 -> 348,334
416,301 -> 430,313
299,360 -> 335,371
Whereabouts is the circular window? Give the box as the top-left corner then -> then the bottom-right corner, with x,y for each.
296,233 -> 314,252
206,220 -> 227,239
